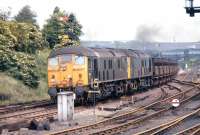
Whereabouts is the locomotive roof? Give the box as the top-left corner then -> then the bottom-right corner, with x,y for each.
49,46 -> 96,58
90,48 -> 114,57
126,49 -> 150,58
48,46 -> 151,58
49,46 -> 176,64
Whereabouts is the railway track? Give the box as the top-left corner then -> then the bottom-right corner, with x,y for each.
0,99 -> 52,115
88,87 -> 200,135
0,100 -> 55,132
0,84 -> 170,128
191,127 -> 200,135
0,80 -> 195,133
174,123 -> 200,135
0,106 -> 56,121
48,81 -> 197,135
0,105 -> 87,132
135,103 -> 200,135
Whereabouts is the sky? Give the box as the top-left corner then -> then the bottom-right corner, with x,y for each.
0,0 -> 200,42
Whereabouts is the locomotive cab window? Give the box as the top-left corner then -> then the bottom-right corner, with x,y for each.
48,57 -> 58,66
75,56 -> 85,65
59,55 -> 72,64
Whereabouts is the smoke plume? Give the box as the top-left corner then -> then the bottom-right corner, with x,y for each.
135,25 -> 162,42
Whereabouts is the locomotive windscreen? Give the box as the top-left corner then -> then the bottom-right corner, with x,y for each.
48,57 -> 58,66
48,54 -> 72,67
59,55 -> 72,64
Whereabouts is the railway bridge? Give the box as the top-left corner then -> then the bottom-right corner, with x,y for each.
161,48 -> 200,69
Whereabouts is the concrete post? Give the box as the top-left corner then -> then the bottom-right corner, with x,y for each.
57,92 -> 74,122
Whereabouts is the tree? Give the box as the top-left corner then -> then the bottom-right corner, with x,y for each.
0,20 -> 45,88
53,6 -> 60,14
65,13 -> 82,41
42,7 -> 82,48
14,5 -> 38,27
0,7 -> 11,21
11,23 -> 44,53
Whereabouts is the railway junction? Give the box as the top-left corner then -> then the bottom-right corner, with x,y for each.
1,0 -> 200,135
1,68 -> 200,135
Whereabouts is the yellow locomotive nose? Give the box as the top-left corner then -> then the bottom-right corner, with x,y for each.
63,76 -> 73,87
59,60 -> 73,88
48,54 -> 88,89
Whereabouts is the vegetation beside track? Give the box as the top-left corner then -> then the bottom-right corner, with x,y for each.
0,6 -> 82,105
0,49 -> 50,105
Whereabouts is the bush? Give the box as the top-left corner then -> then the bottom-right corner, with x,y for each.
0,20 -> 45,88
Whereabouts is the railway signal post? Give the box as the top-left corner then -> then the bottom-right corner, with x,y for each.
88,79 -> 100,121
185,0 -> 200,17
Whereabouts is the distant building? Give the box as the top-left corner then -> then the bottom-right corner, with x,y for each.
81,40 -> 200,51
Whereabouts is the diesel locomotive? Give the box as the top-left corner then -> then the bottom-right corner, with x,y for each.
48,46 -> 178,102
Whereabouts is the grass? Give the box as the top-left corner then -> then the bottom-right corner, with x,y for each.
0,48 -> 51,105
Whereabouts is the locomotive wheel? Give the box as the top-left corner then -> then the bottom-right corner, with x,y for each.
50,96 -> 57,103
134,81 -> 139,91
124,84 -> 128,95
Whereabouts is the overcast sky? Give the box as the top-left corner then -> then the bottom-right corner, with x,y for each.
1,0 -> 200,42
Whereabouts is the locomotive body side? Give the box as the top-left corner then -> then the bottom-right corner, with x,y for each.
47,46 -> 179,103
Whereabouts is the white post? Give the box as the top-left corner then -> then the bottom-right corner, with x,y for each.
88,90 -> 100,122
120,100 -> 123,106
132,96 -> 134,104
57,92 -> 74,122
